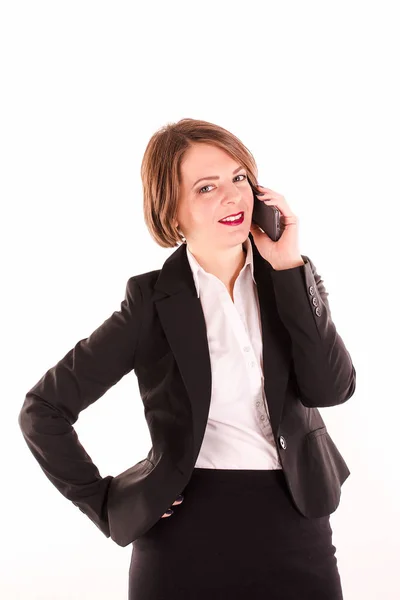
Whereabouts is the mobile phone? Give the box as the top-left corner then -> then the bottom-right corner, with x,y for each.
251,184 -> 282,242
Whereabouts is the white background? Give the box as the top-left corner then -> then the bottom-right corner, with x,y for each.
2,1 -> 399,598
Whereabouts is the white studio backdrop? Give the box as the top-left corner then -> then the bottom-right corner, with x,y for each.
1,1 -> 399,598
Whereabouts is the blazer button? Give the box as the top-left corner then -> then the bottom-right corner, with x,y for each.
315,307 -> 321,317
279,435 -> 287,450
309,285 -> 315,296
312,296 -> 318,307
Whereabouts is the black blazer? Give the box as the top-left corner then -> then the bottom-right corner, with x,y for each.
19,233 -> 356,547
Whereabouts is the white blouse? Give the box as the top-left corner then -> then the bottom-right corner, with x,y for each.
185,236 -> 282,470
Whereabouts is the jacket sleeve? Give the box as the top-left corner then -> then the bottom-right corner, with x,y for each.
18,276 -> 143,538
270,255 -> 356,408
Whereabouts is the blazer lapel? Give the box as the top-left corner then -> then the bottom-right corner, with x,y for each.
153,233 -> 291,466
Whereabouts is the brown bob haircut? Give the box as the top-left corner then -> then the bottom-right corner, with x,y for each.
141,118 -> 259,248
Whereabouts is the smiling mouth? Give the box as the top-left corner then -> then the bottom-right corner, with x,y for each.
219,211 -> 244,222
219,211 -> 245,225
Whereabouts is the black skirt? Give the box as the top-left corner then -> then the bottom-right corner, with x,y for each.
128,467 -> 343,600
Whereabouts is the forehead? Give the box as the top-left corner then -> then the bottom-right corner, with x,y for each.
181,144 -> 238,178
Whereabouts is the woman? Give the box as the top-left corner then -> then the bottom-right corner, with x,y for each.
19,118 -> 356,599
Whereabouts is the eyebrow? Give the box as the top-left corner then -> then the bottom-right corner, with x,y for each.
191,166 -> 244,190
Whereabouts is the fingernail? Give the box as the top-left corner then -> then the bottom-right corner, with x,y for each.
177,494 -> 184,501
166,508 -> 174,515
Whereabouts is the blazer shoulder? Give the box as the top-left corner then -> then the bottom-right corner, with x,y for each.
128,269 -> 160,287
127,269 -> 162,299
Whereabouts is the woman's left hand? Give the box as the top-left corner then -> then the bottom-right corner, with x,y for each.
249,185 -> 304,270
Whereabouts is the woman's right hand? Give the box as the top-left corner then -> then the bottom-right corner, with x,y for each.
161,494 -> 184,517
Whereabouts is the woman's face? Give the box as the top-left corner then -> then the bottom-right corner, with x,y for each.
175,143 -> 254,249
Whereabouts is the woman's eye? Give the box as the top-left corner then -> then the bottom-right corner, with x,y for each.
198,174 -> 247,194
198,184 -> 213,194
